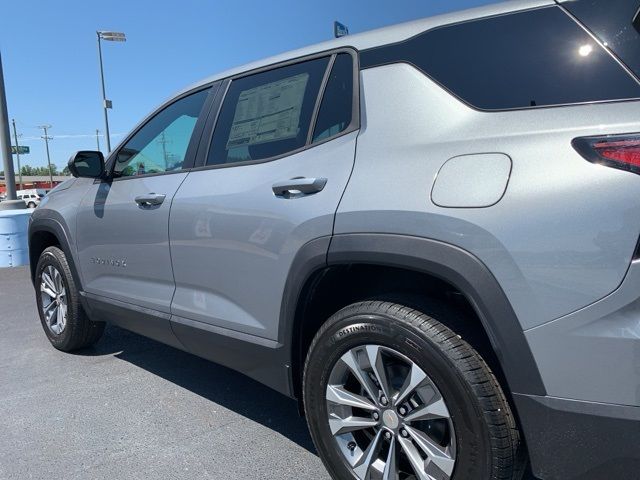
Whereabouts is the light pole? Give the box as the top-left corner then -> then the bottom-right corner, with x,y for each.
0,50 -> 17,201
38,125 -> 53,188
11,119 -> 22,190
95,129 -> 101,152
96,30 -> 126,153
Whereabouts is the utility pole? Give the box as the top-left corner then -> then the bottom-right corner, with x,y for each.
96,129 -> 101,152
11,119 -> 22,190
158,131 -> 169,168
38,125 -> 54,188
0,50 -> 17,201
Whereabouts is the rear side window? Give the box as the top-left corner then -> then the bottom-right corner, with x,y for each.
561,0 -> 640,79
312,53 -> 354,142
207,57 -> 330,166
360,5 -> 640,110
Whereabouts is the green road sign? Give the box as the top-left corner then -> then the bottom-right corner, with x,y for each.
11,146 -> 29,154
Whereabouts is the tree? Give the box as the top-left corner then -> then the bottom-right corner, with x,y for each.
20,164 -> 60,176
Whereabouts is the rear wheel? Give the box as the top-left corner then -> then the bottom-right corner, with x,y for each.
27,202 -> 36,208
303,300 -> 525,480
35,246 -> 105,351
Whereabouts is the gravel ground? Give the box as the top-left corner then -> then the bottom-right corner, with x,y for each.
0,266 -> 330,480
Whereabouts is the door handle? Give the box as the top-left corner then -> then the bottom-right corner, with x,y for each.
272,177 -> 327,197
135,193 -> 166,207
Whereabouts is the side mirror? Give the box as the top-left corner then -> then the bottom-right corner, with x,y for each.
68,151 -> 105,178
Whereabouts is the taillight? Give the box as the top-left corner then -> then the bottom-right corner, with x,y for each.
573,134 -> 640,175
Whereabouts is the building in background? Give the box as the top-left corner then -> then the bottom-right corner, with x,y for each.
0,175 -> 70,195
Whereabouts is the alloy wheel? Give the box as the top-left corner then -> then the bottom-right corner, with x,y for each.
40,265 -> 67,335
326,344 -> 456,480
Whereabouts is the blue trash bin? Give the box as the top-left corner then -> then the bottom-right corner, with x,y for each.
0,209 -> 32,268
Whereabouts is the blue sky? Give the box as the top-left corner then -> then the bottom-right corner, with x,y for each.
0,0 -> 494,170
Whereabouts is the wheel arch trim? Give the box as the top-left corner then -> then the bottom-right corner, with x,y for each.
282,233 -> 546,398
28,216 -> 83,291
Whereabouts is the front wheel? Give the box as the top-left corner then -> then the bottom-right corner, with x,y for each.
303,300 -> 525,480
27,202 -> 36,208
35,246 -> 105,351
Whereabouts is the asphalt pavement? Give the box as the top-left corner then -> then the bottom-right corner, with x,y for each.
0,266 -> 329,480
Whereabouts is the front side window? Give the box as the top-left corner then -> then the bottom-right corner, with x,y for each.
114,88 -> 210,177
206,57 -> 330,166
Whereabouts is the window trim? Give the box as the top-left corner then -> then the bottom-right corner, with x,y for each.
101,83 -> 218,183
191,46 -> 360,172
360,4 -> 640,112
307,54 -> 337,145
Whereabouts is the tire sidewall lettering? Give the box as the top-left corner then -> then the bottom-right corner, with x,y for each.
330,322 -> 388,345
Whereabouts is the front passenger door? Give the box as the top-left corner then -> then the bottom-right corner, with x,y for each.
76,85 -> 214,313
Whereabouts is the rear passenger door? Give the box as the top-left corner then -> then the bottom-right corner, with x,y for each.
169,50 -> 358,341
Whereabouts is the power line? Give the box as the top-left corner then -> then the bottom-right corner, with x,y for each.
18,132 -> 125,141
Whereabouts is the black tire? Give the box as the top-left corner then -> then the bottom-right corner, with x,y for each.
303,300 -> 525,480
28,202 -> 36,208
35,246 -> 105,351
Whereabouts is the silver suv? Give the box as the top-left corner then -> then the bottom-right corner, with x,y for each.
28,1 -> 640,479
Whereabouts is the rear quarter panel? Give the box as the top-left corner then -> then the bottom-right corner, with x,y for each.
338,63 -> 640,329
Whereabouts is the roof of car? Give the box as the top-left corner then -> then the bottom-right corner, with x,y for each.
180,0 -> 552,94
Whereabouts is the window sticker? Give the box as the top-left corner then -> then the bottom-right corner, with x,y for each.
226,73 -> 309,149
